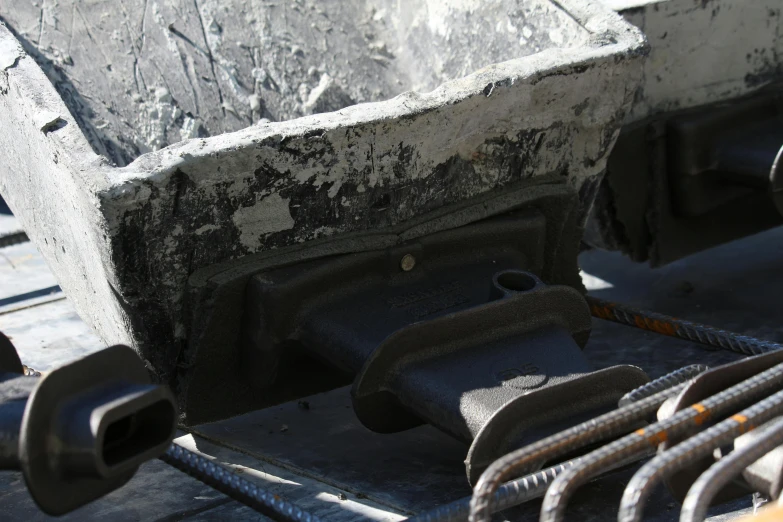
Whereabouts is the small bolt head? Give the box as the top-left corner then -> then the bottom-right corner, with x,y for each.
400,254 -> 416,272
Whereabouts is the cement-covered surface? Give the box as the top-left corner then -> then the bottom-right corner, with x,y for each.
0,0 -> 590,165
585,0 -> 783,270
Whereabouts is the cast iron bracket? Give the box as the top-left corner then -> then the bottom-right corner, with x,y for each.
242,210 -> 648,482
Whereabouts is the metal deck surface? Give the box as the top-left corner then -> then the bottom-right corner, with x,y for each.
2,203 -> 779,520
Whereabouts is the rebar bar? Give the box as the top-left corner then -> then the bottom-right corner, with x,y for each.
587,296 -> 783,356
468,380 -> 689,522
409,461 -> 575,522
160,443 -> 321,522
619,365 -> 709,407
538,360 -> 783,522
679,416 -> 783,522
618,389 -> 783,522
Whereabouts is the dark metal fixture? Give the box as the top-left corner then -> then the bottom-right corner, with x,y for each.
241,210 -> 648,483
0,332 -> 177,515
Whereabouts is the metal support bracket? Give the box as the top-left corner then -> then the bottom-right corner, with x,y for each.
242,211 -> 649,482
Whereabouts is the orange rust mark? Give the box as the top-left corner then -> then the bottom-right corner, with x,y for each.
646,430 -> 668,446
691,403 -> 711,425
634,316 -> 646,329
651,320 -> 676,336
590,305 -> 616,320
732,414 -> 754,434
635,428 -> 667,446
634,317 -> 677,336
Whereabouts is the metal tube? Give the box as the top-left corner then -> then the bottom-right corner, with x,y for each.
161,443 -> 321,522
619,365 -> 709,407
680,417 -> 783,522
587,296 -> 783,356
0,344 -> 178,516
619,389 -> 783,522
537,360 -> 783,522
468,381 -> 688,522
0,396 -> 26,468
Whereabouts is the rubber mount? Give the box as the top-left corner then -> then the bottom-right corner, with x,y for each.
19,345 -> 175,516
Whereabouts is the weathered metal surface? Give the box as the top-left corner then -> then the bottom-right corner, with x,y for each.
4,213 -> 783,519
0,1 -> 645,385
180,180 -> 586,424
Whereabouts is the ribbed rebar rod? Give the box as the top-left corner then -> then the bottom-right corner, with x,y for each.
468,380 -> 689,522
160,444 -> 321,522
619,390 -> 783,522
619,365 -> 709,407
680,417 -> 783,522
468,364 -> 707,522
538,360 -> 783,522
587,296 -> 783,356
409,461 -> 575,522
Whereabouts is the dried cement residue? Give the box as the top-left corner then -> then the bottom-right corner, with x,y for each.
0,0 -> 587,166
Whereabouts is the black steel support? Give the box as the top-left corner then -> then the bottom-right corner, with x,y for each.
0,332 -> 177,515
242,211 -> 649,482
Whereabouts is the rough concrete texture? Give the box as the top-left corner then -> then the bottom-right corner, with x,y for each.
0,0 -> 645,386
605,0 -> 783,122
2,0 -> 591,166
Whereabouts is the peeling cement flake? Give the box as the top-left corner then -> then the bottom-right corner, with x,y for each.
232,193 -> 295,250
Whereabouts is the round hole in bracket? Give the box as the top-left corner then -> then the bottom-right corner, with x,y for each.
495,271 -> 539,293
